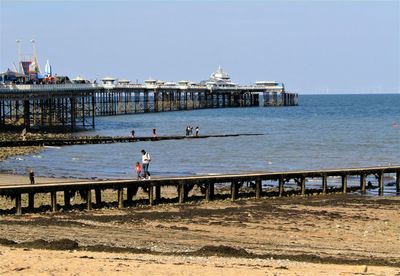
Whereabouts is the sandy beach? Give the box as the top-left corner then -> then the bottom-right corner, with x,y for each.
0,172 -> 399,275
1,246 -> 398,275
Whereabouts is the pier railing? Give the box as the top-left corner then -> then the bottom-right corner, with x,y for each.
1,166 -> 399,215
0,83 -> 284,92
0,83 -> 99,92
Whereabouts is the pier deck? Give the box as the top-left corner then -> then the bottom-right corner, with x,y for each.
1,166 -> 399,215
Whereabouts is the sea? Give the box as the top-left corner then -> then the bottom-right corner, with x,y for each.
1,94 -> 399,194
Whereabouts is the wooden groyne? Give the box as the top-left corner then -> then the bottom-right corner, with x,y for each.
0,166 -> 399,215
0,133 -> 263,147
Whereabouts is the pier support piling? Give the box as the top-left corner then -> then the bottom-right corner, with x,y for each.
51,191 -> 57,212
15,193 -> 22,215
341,176 -> 347,194
255,179 -> 262,199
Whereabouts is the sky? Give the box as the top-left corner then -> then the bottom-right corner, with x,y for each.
0,0 -> 399,94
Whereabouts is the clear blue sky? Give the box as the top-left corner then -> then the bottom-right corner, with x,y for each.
1,0 -> 399,94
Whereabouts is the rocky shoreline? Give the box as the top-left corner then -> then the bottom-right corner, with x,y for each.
0,131 -> 71,161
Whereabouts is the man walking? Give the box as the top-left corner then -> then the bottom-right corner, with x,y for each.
141,149 -> 151,179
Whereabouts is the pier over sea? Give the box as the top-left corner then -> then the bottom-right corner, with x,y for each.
0,82 -> 298,130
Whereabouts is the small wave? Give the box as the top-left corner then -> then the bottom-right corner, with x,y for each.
44,146 -> 61,149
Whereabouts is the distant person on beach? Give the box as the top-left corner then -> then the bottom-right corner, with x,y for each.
185,126 -> 190,136
131,130 -> 135,137
190,126 -> 193,136
152,128 -> 157,138
141,149 -> 151,179
195,126 -> 199,136
135,161 -> 142,179
28,168 -> 35,184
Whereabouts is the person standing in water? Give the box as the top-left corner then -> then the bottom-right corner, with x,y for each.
195,126 -> 199,136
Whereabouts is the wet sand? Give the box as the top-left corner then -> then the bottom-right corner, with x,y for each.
0,175 -> 399,275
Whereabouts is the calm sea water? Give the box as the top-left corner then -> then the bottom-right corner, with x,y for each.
1,94 -> 399,190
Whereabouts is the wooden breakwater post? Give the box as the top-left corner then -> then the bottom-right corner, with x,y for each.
278,177 -> 284,197
341,175 -> 347,193
255,178 -> 262,199
322,175 -> 328,194
95,188 -> 102,205
300,177 -> 306,196
397,172 -> 400,194
85,189 -> 92,210
51,191 -> 57,212
15,193 -> 22,215
231,180 -> 239,201
360,174 -> 366,194
64,190 -> 71,208
118,188 -> 124,208
378,172 -> 384,196
1,166 -> 399,215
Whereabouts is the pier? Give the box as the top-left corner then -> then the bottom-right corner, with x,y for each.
0,82 -> 298,130
0,166 -> 399,215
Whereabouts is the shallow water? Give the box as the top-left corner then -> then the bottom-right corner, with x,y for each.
1,94 -> 399,192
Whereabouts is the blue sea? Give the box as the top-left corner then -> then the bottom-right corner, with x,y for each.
1,94 -> 399,193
